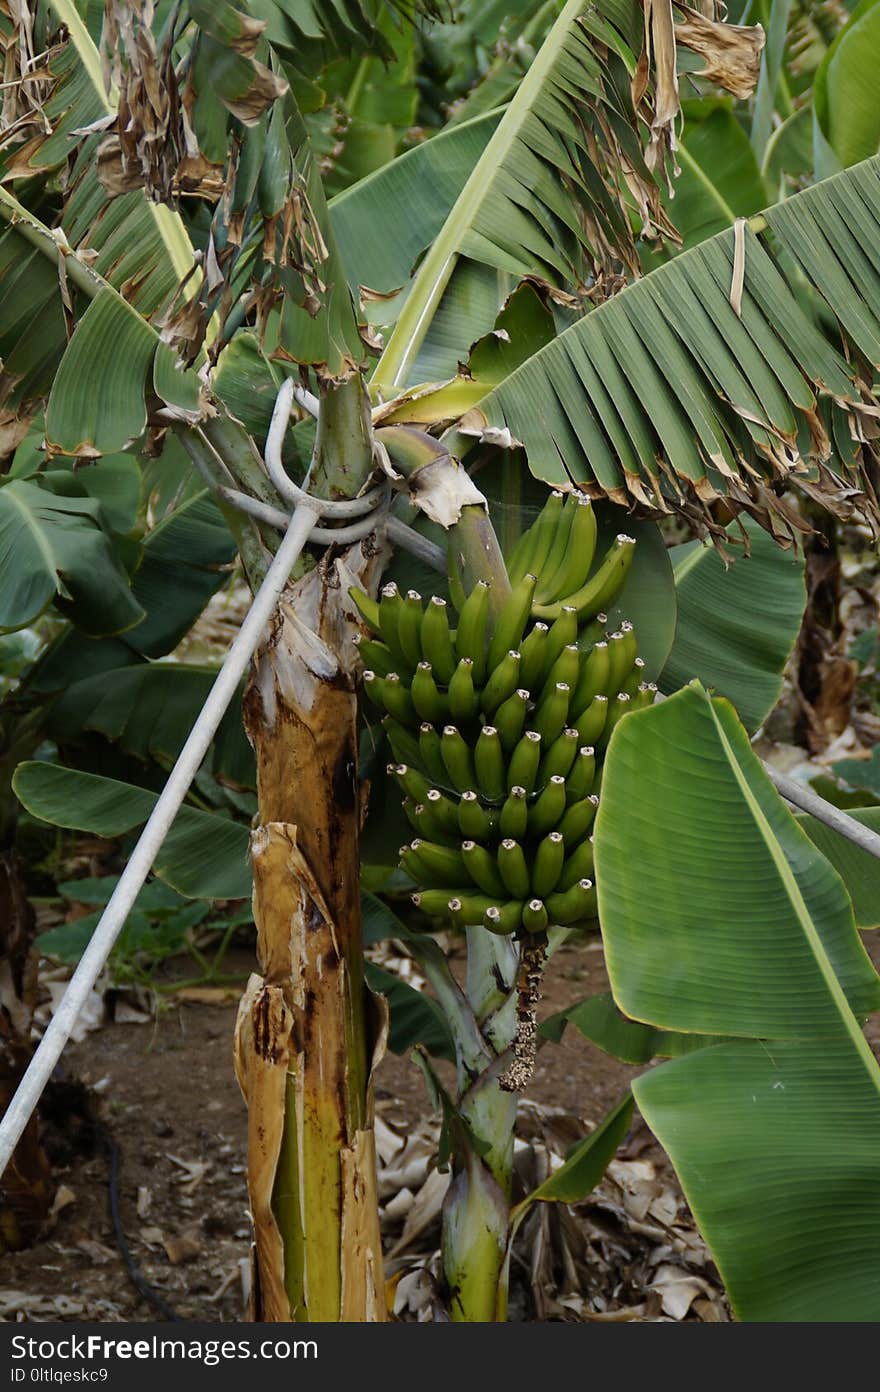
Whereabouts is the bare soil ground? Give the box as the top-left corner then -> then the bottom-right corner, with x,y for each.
5,932 -> 880,1323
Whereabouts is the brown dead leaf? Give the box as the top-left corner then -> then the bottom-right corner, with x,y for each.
163,1232 -> 202,1265
675,6 -> 765,99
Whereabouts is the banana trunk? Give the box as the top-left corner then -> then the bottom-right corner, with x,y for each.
233,380 -> 388,1322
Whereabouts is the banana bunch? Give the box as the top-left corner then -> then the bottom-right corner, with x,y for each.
351,492 -> 655,938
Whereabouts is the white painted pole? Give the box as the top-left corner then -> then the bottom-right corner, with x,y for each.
0,504 -> 319,1178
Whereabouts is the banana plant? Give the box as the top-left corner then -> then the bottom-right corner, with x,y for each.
2,0 -> 880,1324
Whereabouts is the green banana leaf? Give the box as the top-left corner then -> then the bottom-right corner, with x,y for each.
540,992 -> 726,1062
750,0 -> 793,160
813,0 -> 880,175
121,492 -> 237,659
660,515 -> 806,731
372,0 -> 659,391
594,683 -> 880,1321
0,480 -> 145,635
796,805 -> 880,930
13,763 -> 251,899
511,1093 -> 633,1225
46,665 -> 254,789
460,156 -> 880,541
671,104 -> 768,247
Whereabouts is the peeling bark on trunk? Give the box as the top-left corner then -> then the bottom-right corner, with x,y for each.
234,534 -> 388,1322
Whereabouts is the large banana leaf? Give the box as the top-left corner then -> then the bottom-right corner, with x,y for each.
372,0 -> 669,391
670,103 -> 768,247
13,762 -> 251,899
660,515 -> 806,730
47,665 -> 254,788
594,683 -> 880,1320
121,492 -> 236,659
0,479 -> 144,635
452,156 -> 880,542
813,0 -> 880,176
0,191 -> 205,454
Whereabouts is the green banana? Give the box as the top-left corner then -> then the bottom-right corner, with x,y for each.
354,634 -> 396,677
532,681 -> 571,746
391,763 -> 432,805
539,727 -> 580,784
362,670 -> 386,711
570,641 -> 610,715
618,620 -> 638,669
521,899 -> 549,935
519,622 -> 549,691
631,682 -> 657,711
448,658 -> 478,725
532,831 -> 565,897
419,722 -> 449,786
487,573 -> 537,672
498,839 -> 531,898
441,725 -> 477,792
448,892 -> 499,926
483,902 -> 523,936
533,535 -> 636,624
458,791 -> 497,841
474,725 -> 506,802
604,630 -> 635,697
528,775 -> 567,837
558,837 -> 595,892
462,841 -> 507,898
409,803 -> 460,846
420,596 -> 458,682
499,786 -> 528,840
574,694 -> 607,746
411,889 -> 460,917
349,587 -> 380,632
567,745 -> 596,802
507,730 -> 542,794
480,649 -> 522,716
378,582 -> 408,666
424,787 -> 460,835
409,838 -> 467,886
401,842 -> 441,887
533,494 -> 577,604
536,496 -> 597,606
546,878 -> 597,925
546,643 -> 580,692
558,795 -> 599,845
383,672 -> 417,726
580,612 -> 608,648
454,579 -> 491,683
398,591 -> 425,669
621,656 -> 646,698
494,688 -> 530,752
540,607 -> 579,680
598,692 -> 631,749
509,490 -> 565,587
412,662 -> 448,723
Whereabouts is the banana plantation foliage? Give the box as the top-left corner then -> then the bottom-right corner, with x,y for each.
0,0 -> 879,1330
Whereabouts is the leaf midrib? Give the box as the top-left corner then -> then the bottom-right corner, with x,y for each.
707,693 -> 880,1087
372,0 -> 588,388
